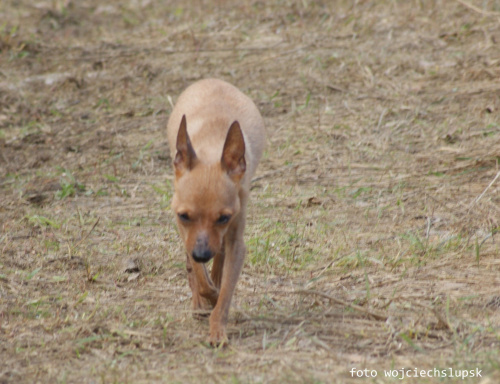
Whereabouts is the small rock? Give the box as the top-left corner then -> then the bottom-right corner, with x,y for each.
123,258 -> 140,273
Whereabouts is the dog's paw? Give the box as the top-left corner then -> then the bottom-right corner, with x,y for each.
209,327 -> 228,348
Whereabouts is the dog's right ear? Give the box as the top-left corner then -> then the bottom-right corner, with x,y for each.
221,121 -> 246,182
174,115 -> 198,177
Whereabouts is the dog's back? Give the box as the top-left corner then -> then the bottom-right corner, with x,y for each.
167,79 -> 265,185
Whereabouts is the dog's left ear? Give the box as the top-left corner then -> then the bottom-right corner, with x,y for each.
221,121 -> 246,181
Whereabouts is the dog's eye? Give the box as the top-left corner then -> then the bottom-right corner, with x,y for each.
178,213 -> 190,222
216,214 -> 231,225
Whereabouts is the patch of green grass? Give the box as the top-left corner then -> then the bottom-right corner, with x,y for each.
350,186 -> 371,199
133,140 -> 154,170
297,91 -> 311,111
122,12 -> 139,27
248,218 -> 323,272
26,214 -> 60,229
104,174 -> 119,182
429,171 -> 445,177
392,232 -> 470,267
26,267 -> 41,280
104,152 -> 124,166
95,97 -> 111,111
337,250 -> 370,270
151,181 -> 173,208
96,188 -> 109,196
483,123 -> 499,137
23,296 -> 53,319
269,89 -> 282,108
56,169 -> 86,199
248,235 -> 272,265
43,239 -> 60,252
399,331 -> 423,352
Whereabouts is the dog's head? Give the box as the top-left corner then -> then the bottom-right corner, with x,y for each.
171,115 -> 246,263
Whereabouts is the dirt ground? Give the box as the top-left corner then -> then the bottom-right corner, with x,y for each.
1,0 -> 499,383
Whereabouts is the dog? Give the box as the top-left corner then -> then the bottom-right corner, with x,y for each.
167,79 -> 265,346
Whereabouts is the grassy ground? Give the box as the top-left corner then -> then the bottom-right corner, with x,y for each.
1,0 -> 499,383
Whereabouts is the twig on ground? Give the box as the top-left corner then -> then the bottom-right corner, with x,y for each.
73,217 -> 101,251
293,289 -> 388,321
455,0 -> 500,16
469,170 -> 500,211
412,302 -> 452,330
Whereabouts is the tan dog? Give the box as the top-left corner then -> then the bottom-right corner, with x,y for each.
167,79 -> 265,346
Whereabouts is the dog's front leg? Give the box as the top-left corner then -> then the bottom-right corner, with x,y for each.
190,256 -> 219,306
209,218 -> 246,346
186,254 -> 218,316
211,245 -> 225,289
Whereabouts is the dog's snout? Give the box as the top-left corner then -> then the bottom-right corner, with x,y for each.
192,236 -> 213,263
192,248 -> 213,263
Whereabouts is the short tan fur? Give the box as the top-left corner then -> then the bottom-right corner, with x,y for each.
167,79 -> 265,345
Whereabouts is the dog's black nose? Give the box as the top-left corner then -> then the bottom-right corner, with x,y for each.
192,235 -> 213,263
192,248 -> 213,263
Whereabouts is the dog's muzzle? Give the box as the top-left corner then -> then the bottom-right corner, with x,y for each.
192,236 -> 213,263
192,248 -> 213,263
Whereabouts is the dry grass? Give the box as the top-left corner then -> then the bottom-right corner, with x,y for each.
1,0 -> 500,383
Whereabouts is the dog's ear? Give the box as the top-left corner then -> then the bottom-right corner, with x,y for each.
221,121 -> 246,181
174,115 -> 198,176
